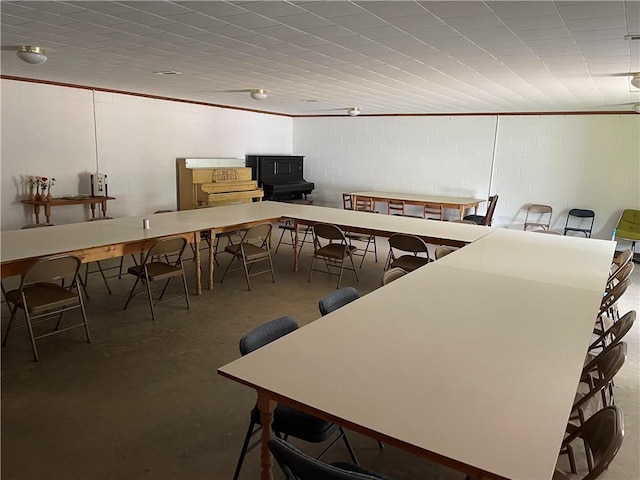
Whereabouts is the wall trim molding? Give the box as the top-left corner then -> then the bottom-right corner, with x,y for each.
2,75 -> 635,117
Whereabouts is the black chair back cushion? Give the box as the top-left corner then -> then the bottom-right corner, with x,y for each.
239,316 -> 299,355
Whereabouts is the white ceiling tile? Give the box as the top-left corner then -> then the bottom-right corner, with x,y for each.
20,9 -> 78,26
504,14 -> 564,31
462,26 -> 521,41
445,14 -> 505,31
20,1 -> 84,15
221,13 -> 281,29
564,16 -> 627,31
127,2 -> 194,17
209,24 -> 256,39
557,1 -> 625,20
1,2 -> 36,15
239,2 -> 308,18
355,25 -> 409,40
66,9 -> 129,27
356,1 -> 429,19
333,13 -> 390,30
302,25 -> 356,39
180,2 -> 248,18
409,26 -> 462,41
277,13 -> 332,29
115,11 -> 177,27
516,27 -> 571,41
489,2 -> 558,19
295,2 -> 365,18
161,12 -> 226,29
68,2 -> 136,16
386,13 -> 446,30
422,1 -> 494,19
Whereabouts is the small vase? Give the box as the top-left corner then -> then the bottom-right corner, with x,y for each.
41,189 -> 48,202
28,187 -> 35,202
46,190 -> 53,202
34,188 -> 42,202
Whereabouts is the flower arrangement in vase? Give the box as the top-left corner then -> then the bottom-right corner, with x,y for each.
40,177 -> 49,202
27,176 -> 37,201
47,178 -> 56,201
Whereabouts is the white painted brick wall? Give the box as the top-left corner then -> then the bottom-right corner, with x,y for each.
294,114 -> 640,240
1,80 -> 292,230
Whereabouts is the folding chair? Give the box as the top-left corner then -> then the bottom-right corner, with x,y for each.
219,223 -> 275,290
309,223 -> 359,289
3,254 -> 90,361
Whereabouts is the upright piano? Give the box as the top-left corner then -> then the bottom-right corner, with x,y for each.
246,155 -> 315,202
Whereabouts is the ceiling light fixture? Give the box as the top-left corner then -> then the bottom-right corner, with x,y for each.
634,103 -> 640,114
631,73 -> 640,89
347,107 -> 360,117
16,46 -> 47,64
250,89 -> 267,100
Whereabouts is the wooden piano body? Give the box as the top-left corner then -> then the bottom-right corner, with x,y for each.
177,158 -> 263,210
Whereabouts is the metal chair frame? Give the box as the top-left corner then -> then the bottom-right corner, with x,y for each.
3,254 -> 90,361
523,204 -> 553,231
123,236 -> 191,320
385,233 -> 431,271
564,208 -> 595,238
219,223 -> 276,291
309,223 -> 359,289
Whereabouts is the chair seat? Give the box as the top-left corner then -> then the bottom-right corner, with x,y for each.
390,255 -> 429,271
251,404 -> 338,443
225,242 -> 271,261
463,214 -> 485,224
6,283 -> 79,315
316,243 -> 357,260
128,262 -> 182,281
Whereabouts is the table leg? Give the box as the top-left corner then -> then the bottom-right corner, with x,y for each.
209,229 -> 215,290
90,203 -> 97,219
33,205 -> 41,224
458,206 -> 464,220
194,232 -> 202,295
102,199 -> 108,218
257,391 -> 277,480
44,204 -> 52,224
293,220 -> 300,272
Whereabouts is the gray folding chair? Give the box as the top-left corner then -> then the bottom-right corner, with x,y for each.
219,223 -> 275,290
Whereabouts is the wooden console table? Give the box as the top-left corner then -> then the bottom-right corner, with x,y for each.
22,196 -> 115,224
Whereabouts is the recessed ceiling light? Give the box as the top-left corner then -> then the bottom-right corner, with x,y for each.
624,34 -> 640,41
154,71 -> 181,75
301,99 -> 318,103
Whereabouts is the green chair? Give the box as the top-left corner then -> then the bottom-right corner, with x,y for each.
614,209 -> 640,256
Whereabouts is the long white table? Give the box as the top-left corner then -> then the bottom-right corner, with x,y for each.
218,220 -> 615,479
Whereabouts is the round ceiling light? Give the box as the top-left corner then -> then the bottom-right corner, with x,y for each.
16,46 -> 47,64
631,73 -> 640,89
347,107 -> 360,117
250,89 -> 267,100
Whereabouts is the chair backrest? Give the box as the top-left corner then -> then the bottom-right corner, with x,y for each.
355,197 -> 374,212
611,248 -> 633,271
147,236 -> 188,259
565,209 -> 595,233
561,406 -> 624,480
381,267 -> 407,285
22,254 -> 81,286
607,261 -> 634,286
574,342 -> 627,413
239,316 -> 299,355
615,209 -> 640,239
313,223 -> 347,242
599,279 -> 630,316
319,287 -> 360,315
483,194 -> 499,226
524,204 -> 552,230
588,311 -> 636,362
435,245 -> 456,259
342,193 -> 353,210
387,199 -> 405,216
388,233 -> 429,255
268,437 -> 387,480
423,204 -> 443,220
241,222 -> 273,246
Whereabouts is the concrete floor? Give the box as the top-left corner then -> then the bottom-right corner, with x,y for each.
1,235 -> 639,480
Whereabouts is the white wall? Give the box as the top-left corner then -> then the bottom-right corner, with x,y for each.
1,80 -> 292,229
294,114 -> 640,240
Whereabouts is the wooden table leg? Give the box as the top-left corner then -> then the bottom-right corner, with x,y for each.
194,232 -> 202,295
293,220 -> 300,272
257,391 -> 277,480
44,204 -> 52,224
102,199 -> 108,218
33,205 -> 41,224
209,229 -> 215,290
90,203 -> 97,219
